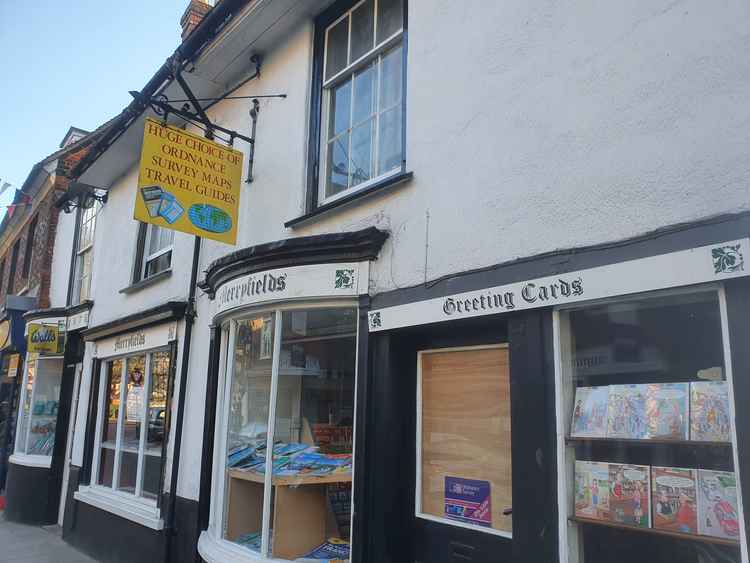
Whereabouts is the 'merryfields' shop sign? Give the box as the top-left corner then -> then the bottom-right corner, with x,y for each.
213,262 -> 369,317
94,322 -> 178,359
368,239 -> 750,332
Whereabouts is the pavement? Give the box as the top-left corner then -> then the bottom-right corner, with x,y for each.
0,514 -> 97,563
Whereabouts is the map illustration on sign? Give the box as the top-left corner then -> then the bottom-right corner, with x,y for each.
188,203 -> 232,233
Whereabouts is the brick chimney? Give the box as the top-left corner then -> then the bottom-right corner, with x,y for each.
181,0 -> 213,40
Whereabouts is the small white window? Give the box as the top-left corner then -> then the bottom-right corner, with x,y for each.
72,202 -> 100,304
142,224 -> 174,279
318,0 -> 406,204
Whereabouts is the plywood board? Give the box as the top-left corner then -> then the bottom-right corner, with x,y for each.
226,477 -> 264,541
420,346 -> 512,533
272,484 -> 327,559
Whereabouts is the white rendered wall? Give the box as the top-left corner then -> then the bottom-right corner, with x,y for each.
49,203 -> 76,308
85,166 -> 192,328
80,0 -> 750,501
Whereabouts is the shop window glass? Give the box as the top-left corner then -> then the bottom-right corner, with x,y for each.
143,351 -> 170,499
417,346 -> 513,536
93,349 -> 171,501
559,291 -> 743,563
221,308 -> 356,561
223,314 -> 273,555
98,359 -> 122,487
14,355 -> 64,457
118,355 -> 145,494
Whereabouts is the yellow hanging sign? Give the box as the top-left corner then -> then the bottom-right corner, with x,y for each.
27,323 -> 61,355
134,118 -> 244,245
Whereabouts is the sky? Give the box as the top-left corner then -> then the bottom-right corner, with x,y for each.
0,0 -> 191,210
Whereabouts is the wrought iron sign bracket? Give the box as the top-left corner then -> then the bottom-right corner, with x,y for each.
129,54 -> 286,183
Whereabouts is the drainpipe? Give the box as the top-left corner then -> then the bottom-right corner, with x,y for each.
164,234 -> 201,563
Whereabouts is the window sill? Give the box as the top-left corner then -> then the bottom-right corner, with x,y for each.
9,453 -> 52,469
198,531 -> 292,563
74,485 -> 163,530
285,171 -> 413,229
120,269 -> 172,294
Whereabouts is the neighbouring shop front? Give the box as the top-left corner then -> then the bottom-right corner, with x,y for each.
359,218 -> 750,563
4,302 -> 91,525
196,228 -> 387,563
63,302 -> 186,563
0,296 -> 37,498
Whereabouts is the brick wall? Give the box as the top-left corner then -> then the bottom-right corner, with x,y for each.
0,138 -> 96,309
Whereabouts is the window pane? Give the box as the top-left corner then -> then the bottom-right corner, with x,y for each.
145,251 -> 172,278
376,0 -> 403,43
350,0 -> 374,62
419,347 -> 513,535
223,315 -> 274,554
143,351 -> 170,499
351,120 -> 374,187
562,292 -> 741,563
99,359 -> 122,487
329,79 -> 352,139
118,355 -> 145,494
325,17 -> 349,80
379,44 -> 403,110
377,104 -> 403,174
16,359 -> 35,454
25,358 -> 63,456
269,308 -> 356,561
352,63 -> 376,125
326,134 -> 351,198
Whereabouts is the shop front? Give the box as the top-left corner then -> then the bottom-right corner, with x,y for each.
64,304 -> 185,563
4,302 -> 91,525
362,222 -> 750,563
0,296 -> 37,498
196,228 -> 387,563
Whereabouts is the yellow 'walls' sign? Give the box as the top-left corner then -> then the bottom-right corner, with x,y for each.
134,118 -> 243,245
27,323 -> 61,355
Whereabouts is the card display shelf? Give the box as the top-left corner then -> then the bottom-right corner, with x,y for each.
566,436 -> 732,447
228,468 -> 352,486
570,516 -> 740,547
226,469 -> 351,560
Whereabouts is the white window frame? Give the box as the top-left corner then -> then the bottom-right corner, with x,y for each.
318,0 -> 406,205
414,344 -> 513,539
72,201 -> 100,304
201,301 -> 360,563
553,285 -> 749,563
84,347 -> 170,515
142,223 -> 174,279
10,355 -> 64,468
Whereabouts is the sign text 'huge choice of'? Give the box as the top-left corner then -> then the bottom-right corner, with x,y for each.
134,118 -> 243,245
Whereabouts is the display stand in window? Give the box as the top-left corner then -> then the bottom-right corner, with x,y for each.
14,354 -> 64,459
556,290 -> 746,563
218,308 -> 357,561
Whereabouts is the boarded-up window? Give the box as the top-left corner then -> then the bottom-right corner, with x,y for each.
417,345 -> 513,536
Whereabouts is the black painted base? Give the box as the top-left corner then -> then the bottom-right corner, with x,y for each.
62,465 -> 201,563
4,462 -> 57,525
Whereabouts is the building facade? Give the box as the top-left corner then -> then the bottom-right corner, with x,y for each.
1,126 -> 104,526
44,1 -> 750,563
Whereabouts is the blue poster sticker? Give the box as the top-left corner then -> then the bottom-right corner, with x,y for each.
444,476 -> 492,527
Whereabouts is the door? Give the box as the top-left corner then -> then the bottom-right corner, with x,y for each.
58,363 -> 82,525
364,312 -> 556,563
413,345 -> 513,562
